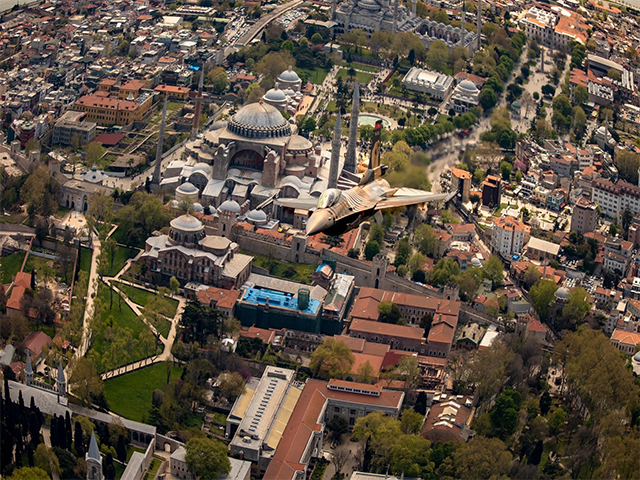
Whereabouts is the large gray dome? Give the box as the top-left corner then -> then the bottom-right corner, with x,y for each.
219,199 -> 241,214
228,102 -> 291,138
171,214 -> 203,231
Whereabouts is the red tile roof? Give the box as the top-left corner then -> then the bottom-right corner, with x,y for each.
349,319 -> 424,340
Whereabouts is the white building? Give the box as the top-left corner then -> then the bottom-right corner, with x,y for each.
402,67 -> 454,100
592,177 -> 640,218
450,79 -> 480,113
492,215 -> 528,258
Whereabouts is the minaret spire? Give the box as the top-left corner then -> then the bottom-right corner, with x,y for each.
152,96 -> 168,186
344,83 -> 360,174
392,0 -> 398,33
460,2 -> 466,45
328,113 -> 342,189
412,0 -> 417,16
477,0 -> 482,51
191,69 -> 204,141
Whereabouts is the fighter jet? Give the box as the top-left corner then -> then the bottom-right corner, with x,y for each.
277,121 -> 457,237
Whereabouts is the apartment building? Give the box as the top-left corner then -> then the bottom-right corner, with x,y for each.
592,177 -> 640,218
571,197 -> 598,235
492,215 -> 528,258
51,111 -> 96,146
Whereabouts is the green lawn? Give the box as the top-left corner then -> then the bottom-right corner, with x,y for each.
336,69 -> 375,84
251,253 -> 315,284
24,255 -> 53,276
105,245 -> 138,277
126,445 -> 145,463
79,247 -> 92,274
340,62 -> 381,73
154,318 -> 172,338
144,458 -> 162,480
493,203 -> 508,217
0,251 -> 26,283
113,281 -> 178,317
104,362 -> 183,422
111,225 -> 146,249
114,461 -> 125,480
297,67 -> 330,84
90,284 -> 159,368
0,212 -> 27,225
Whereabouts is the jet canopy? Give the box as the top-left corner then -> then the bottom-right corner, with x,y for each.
317,189 -> 341,209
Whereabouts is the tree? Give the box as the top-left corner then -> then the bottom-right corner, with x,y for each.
547,407 -> 567,438
490,388 -> 522,440
479,87 -> 498,110
400,409 -> 424,435
326,417 -> 349,442
34,444 -> 60,478
85,141 -> 105,167
185,437 -> 230,479
573,84 -> 588,106
414,224 -> 440,257
539,390 -> 551,415
310,32 -> 323,44
217,372 -> 245,400
378,301 -> 401,324
560,286 -> 590,329
206,67 -> 229,94
8,467 -> 50,480
407,252 -> 427,275
436,436 -> 512,479
530,279 -> 558,321
309,338 -> 355,380
364,240 -> 380,260
573,106 -> 587,138
500,161 -> 512,181
522,265 -> 541,290
482,255 -> 504,289
74,421 -> 84,457
69,358 -> 104,407
614,150 -> 640,185
427,40 -> 449,72
255,51 -> 295,85
357,360 -> 375,383
169,276 -> 180,297
35,218 -> 48,246
394,237 -> 412,267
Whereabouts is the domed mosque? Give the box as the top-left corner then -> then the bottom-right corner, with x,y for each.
164,78 -> 321,215
262,66 -> 305,114
139,213 -> 253,288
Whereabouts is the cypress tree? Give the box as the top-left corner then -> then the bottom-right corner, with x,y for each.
57,415 -> 66,450
50,414 -> 57,448
26,444 -> 34,467
74,421 -> 84,457
116,434 -> 126,462
65,412 -> 72,450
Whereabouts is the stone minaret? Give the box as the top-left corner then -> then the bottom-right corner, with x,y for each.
344,83 -> 360,174
56,361 -> 66,397
152,96 -> 168,186
460,1 -> 466,45
412,0 -> 417,16
477,0 -> 482,51
331,0 -> 338,20
191,69 -> 204,141
86,432 -> 103,480
392,0 -> 398,33
25,351 -> 33,386
328,113 -> 342,189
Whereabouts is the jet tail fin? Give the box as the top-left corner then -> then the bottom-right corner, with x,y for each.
369,120 -> 383,169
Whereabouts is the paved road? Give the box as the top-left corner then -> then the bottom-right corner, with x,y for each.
235,0 -> 303,47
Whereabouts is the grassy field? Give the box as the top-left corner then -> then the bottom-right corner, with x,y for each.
79,247 -> 92,274
113,281 -> 178,317
251,253 -> 315,284
90,284 -> 159,368
24,255 -> 54,276
105,245 -> 138,277
144,458 -> 162,480
336,69 -> 375,84
0,251 -> 26,283
298,67 -> 330,84
341,62 -> 381,73
112,225 -> 146,249
104,362 -> 183,422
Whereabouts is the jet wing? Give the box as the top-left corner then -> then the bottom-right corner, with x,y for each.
374,189 -> 457,210
274,197 -> 318,211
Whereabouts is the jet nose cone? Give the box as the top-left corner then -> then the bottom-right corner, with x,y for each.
306,210 -> 331,236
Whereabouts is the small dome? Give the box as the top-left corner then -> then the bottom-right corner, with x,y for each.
171,214 -> 203,231
634,350 -> 640,362
556,287 -> 570,300
177,182 -> 198,193
247,209 -> 267,223
228,169 -> 241,177
219,199 -> 241,214
288,134 -> 313,152
459,79 -> 478,92
264,88 -> 287,102
471,258 -> 482,267
283,88 -> 296,96
278,65 -> 300,83
192,162 -> 212,175
193,202 -> 204,213
282,175 -> 302,188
